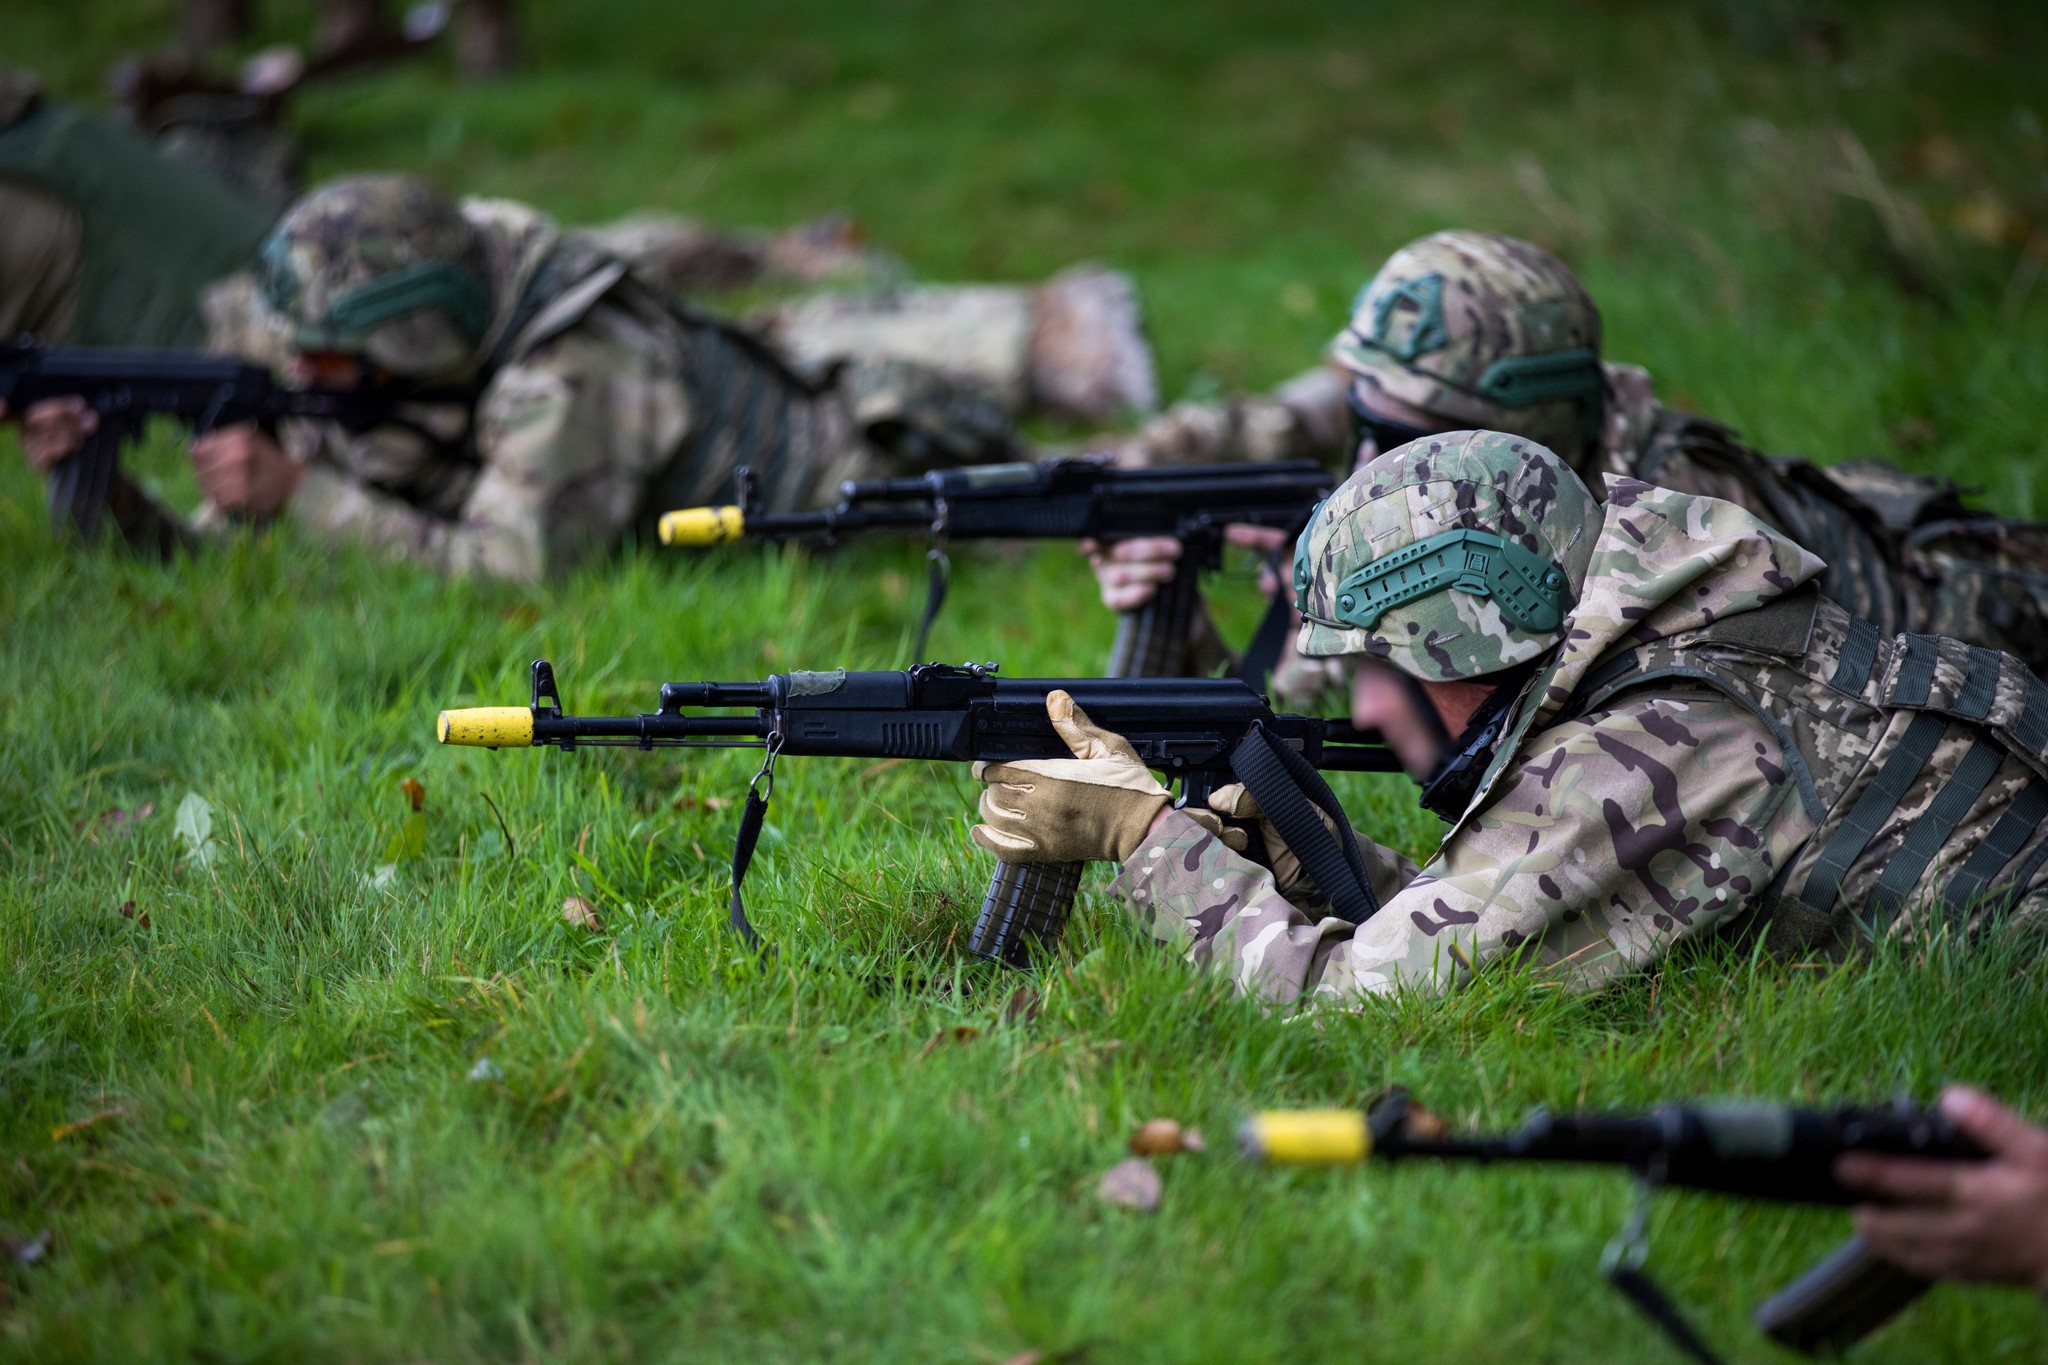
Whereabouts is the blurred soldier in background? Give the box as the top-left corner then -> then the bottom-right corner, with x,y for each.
15,174 -> 1154,581
1094,229 -> 2048,680
0,66 -> 273,348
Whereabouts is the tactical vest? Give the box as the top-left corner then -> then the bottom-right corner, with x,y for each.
484,233 -> 851,518
1562,586 -> 2048,953
1633,410 -> 1907,639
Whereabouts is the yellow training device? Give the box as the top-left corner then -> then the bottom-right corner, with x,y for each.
658,505 -> 745,547
1238,1109 -> 1371,1165
438,707 -> 535,748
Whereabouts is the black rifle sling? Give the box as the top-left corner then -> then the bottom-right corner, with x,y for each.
908,547 -> 951,666
1228,724 -> 1379,925
728,786 -> 770,952
1604,1266 -> 1727,1365
1233,580 -> 1294,691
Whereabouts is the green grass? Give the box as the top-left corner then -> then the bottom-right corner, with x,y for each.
6,0 -> 2048,1359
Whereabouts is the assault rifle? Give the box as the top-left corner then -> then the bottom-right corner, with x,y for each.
656,457 -> 1336,683
1242,1091 -> 1989,1361
0,342 -> 469,544
438,659 -> 1399,965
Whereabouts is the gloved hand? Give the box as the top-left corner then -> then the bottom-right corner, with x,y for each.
972,690 -> 1243,863
1206,781 -> 1343,897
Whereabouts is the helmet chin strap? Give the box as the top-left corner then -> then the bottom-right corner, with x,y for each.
1413,664 -> 1535,822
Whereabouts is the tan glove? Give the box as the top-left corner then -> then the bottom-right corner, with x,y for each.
971,690 -> 1243,863
1207,781 -> 1342,897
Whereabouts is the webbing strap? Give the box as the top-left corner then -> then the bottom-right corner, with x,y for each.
1890,635 -> 1940,707
1943,780 -> 2048,917
1955,647 -> 2001,721
1829,617 -> 1881,697
1800,712 -> 1949,915
1234,581 -> 1295,691
2016,676 -> 2048,757
1228,724 -> 1379,925
1863,737 -> 2005,932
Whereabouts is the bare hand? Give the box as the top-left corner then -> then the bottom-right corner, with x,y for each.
17,396 -> 98,475
1837,1085 -> 2048,1291
190,423 -> 305,518
1082,535 -> 1183,612
1226,523 -> 1292,595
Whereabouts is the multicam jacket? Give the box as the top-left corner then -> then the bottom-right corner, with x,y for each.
1114,478 -> 2048,1003
271,199 -> 1015,582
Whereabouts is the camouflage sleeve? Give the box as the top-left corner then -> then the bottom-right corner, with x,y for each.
1112,692 -> 1816,1004
1108,809 -> 1421,1005
1113,365 -> 1350,469
290,328 -> 690,581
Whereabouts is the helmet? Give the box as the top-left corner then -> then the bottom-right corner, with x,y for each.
1292,429 -> 1599,681
1333,230 -> 1603,465
258,174 -> 492,375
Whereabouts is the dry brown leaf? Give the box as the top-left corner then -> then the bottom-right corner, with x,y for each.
671,794 -> 732,812
50,1108 -> 123,1142
80,803 -> 155,843
118,900 -> 151,930
918,1025 -> 981,1059
1096,1156 -> 1162,1210
401,778 -> 426,813
1001,987 -> 1042,1026
561,896 -> 602,931
1127,1119 -> 1205,1156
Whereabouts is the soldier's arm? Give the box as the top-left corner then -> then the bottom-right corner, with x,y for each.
1113,692 -> 1816,1004
1112,364 -> 1349,469
292,330 -> 690,581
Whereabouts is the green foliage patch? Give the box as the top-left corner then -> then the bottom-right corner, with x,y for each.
5,1 -> 2048,1359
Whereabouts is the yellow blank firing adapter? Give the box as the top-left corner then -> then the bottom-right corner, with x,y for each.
658,505 -> 746,547
437,707 -> 535,748
1238,1110 -> 1371,1165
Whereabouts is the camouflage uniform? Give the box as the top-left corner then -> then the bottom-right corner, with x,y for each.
155,175 -> 1034,581
1127,229 -> 2048,678
1111,432 -> 2048,1003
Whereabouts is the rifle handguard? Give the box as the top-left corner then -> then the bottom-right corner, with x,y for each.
438,707 -> 536,748
1239,1110 -> 1371,1165
659,505 -> 745,547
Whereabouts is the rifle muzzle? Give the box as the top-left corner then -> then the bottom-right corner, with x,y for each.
1239,1110 -> 1371,1165
658,505 -> 745,547
438,707 -> 536,748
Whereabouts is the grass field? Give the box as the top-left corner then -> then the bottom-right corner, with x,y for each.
5,1 -> 2048,1360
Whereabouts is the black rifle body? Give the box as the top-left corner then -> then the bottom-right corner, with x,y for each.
688,458 -> 1335,680
1245,1093 -> 1989,1357
442,660 -> 1398,966
0,343 -> 463,542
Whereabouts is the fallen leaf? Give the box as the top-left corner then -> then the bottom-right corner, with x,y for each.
118,900 -> 151,930
1001,987 -> 1042,1025
173,792 -> 216,867
919,1025 -> 981,1058
3,1230 -> 51,1266
383,780 -> 428,862
402,778 -> 426,813
561,895 -> 602,931
50,1107 -> 123,1142
1128,1119 -> 1205,1156
1096,1157 -> 1162,1210
80,803 -> 155,843
467,1057 -> 502,1082
672,794 -> 731,812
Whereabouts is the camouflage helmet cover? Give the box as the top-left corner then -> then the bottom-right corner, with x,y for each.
1293,429 -> 1600,681
258,174 -> 492,364
1332,230 -> 1603,463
